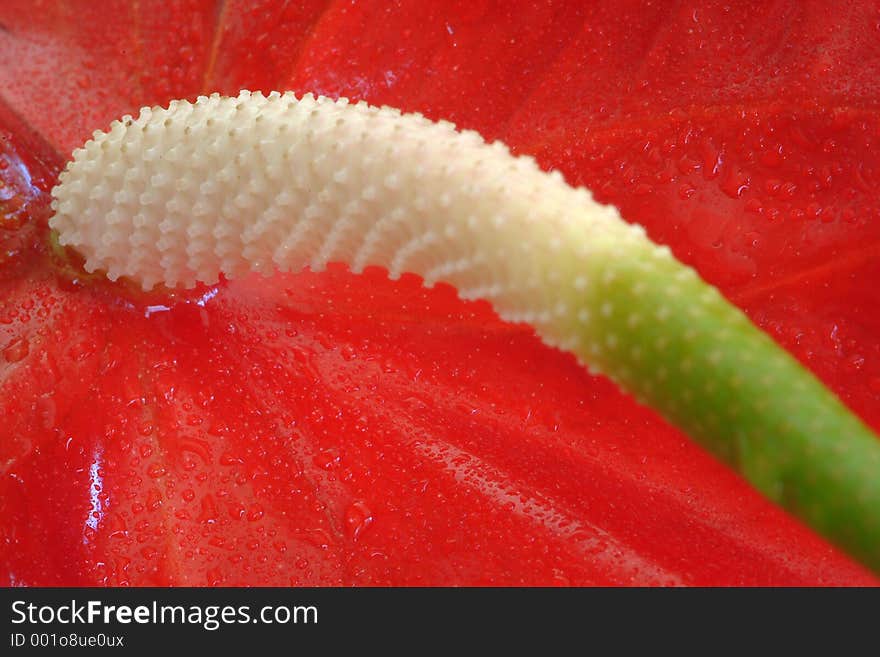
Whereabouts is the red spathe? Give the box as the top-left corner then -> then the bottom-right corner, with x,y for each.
0,0 -> 878,585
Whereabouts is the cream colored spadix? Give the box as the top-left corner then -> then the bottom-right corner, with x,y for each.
50,90 -> 650,360
49,90 -> 880,573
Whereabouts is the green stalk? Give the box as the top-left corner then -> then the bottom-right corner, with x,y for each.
564,237 -> 880,571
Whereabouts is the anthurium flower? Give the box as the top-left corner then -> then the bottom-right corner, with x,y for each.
1,0 -> 878,586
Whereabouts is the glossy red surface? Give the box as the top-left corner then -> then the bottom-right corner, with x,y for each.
0,0 -> 878,585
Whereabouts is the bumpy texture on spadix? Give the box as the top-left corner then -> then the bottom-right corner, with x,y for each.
50,90 -> 880,572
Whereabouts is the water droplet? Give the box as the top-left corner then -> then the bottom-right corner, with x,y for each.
2,336 -> 29,362
780,181 -> 798,198
551,572 -> 571,586
744,231 -> 761,249
701,141 -> 722,180
678,183 -> 696,200
146,489 -> 163,510
147,463 -> 167,478
299,528 -> 332,549
313,448 -> 341,470
760,145 -> 784,167
744,198 -> 763,214
720,167 -> 750,199
140,546 -> 159,560
199,495 -> 218,523
219,452 -> 244,466
344,500 -> 374,541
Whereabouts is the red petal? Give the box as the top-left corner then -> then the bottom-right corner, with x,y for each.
0,0 -> 216,154
0,1 -> 878,585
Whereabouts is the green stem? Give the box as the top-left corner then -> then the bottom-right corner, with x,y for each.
569,243 -> 880,571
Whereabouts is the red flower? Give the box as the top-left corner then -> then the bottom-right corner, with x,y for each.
1,0 -> 878,585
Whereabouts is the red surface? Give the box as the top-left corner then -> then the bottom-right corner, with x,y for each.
0,0 -> 879,585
